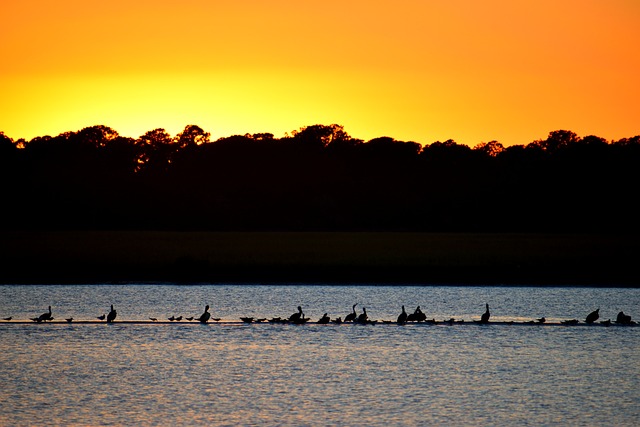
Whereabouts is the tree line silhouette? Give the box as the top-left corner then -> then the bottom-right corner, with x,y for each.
1,124 -> 639,232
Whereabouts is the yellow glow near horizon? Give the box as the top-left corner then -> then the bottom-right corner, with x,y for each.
1,0 -> 639,145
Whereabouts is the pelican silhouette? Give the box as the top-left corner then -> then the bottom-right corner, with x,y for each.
585,308 -> 599,324
480,304 -> 490,324
397,306 -> 407,325
38,306 -> 52,322
407,306 -> 426,322
616,311 -> 632,324
344,304 -> 357,322
289,306 -> 304,322
357,307 -> 368,324
106,305 -> 117,323
197,305 -> 211,323
318,313 -> 330,324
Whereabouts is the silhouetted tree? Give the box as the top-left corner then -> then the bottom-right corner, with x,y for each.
174,124 -> 210,148
2,124 -> 639,232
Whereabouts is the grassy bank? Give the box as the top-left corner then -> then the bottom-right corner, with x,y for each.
0,231 -> 638,285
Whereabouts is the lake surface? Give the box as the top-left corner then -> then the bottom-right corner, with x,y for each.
1,284 -> 639,426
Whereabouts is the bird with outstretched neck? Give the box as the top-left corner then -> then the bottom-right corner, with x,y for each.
106,305 -> 117,323
397,306 -> 407,325
38,306 -> 52,323
480,304 -> 491,324
197,305 -> 211,323
344,304 -> 357,322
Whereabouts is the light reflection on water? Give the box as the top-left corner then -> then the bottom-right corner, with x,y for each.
1,284 -> 639,426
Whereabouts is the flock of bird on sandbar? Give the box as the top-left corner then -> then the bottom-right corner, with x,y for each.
1,303 -> 636,327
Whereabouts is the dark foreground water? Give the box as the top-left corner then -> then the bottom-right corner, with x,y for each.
1,284 -> 639,426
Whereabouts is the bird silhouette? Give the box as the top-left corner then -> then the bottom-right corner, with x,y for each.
344,304 -> 357,322
397,305 -> 408,325
317,313 -> 330,324
332,317 -> 343,324
149,317 -> 158,322
616,311 -> 632,324
106,305 -> 117,323
65,317 -> 73,323
240,317 -> 254,323
289,306 -> 304,322
38,306 -> 52,322
480,304 -> 490,324
168,316 -> 175,321
97,314 -> 106,321
212,318 -> 221,322
175,316 -> 182,321
3,317 -> 12,321
197,305 -> 211,323
536,317 -> 546,324
585,308 -> 599,324
357,307 -> 368,324
185,317 -> 194,321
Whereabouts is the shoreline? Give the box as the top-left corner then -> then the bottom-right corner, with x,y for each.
1,231 -> 638,286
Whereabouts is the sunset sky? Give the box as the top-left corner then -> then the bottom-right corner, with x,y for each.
1,0 -> 638,146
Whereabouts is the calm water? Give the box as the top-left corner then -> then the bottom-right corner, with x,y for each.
1,284 -> 639,426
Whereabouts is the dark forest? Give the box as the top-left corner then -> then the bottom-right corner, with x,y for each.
1,124 -> 639,233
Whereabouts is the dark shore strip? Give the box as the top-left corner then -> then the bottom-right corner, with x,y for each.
1,231 -> 638,286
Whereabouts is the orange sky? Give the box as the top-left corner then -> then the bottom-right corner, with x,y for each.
1,0 -> 639,146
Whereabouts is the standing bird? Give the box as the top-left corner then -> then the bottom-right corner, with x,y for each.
38,306 -> 53,322
480,304 -> 491,324
197,305 -> 211,323
149,317 -> 158,322
397,306 -> 408,325
344,304 -> 358,322
175,316 -> 182,321
97,314 -> 106,321
585,308 -> 600,324
106,305 -> 117,323
357,307 -> 368,324
317,313 -> 330,324
168,316 -> 175,321
65,317 -> 73,323
289,306 -> 304,323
